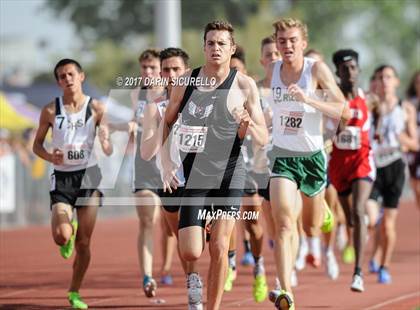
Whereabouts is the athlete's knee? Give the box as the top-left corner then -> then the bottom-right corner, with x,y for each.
53,233 -> 70,246
180,245 -> 201,261
245,220 -> 261,237
139,215 -> 155,230
352,205 -> 365,224
274,217 -> 293,237
75,237 -> 91,253
52,225 -> 72,246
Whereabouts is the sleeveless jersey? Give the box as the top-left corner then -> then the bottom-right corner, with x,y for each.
270,57 -> 323,153
332,95 -> 371,153
372,101 -> 405,168
52,96 -> 97,172
178,67 -> 245,189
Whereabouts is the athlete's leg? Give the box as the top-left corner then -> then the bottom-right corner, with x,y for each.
69,192 -> 99,292
301,190 -> 324,237
135,190 -> 160,281
301,190 -> 324,267
242,194 -> 264,258
351,179 -> 372,274
411,178 -> 420,209
380,208 -> 398,268
270,177 -> 298,294
160,211 -> 176,282
207,218 -> 236,310
51,203 -> 74,246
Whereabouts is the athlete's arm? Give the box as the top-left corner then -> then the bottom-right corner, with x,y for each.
400,100 -> 419,152
161,75 -> 188,192
289,61 -> 350,122
140,102 -> 161,160
93,100 -> 113,156
241,76 -> 269,147
33,102 -> 63,164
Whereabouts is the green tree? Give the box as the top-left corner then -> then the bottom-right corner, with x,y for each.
45,0 -> 259,43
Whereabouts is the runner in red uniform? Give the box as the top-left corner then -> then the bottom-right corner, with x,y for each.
328,49 -> 375,293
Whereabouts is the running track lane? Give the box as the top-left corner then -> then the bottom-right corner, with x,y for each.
1,201 -> 419,309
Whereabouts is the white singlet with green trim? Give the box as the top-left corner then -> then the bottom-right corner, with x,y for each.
270,57 -> 324,153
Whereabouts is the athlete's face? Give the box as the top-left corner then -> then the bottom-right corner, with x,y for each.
337,59 -> 359,86
230,58 -> 246,74
376,67 -> 399,96
204,30 -> 235,66
260,43 -> 281,69
161,56 -> 188,81
276,28 -> 307,63
140,58 -> 161,79
56,64 -> 85,93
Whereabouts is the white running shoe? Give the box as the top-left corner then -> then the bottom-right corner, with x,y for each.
295,239 -> 308,271
325,251 -> 339,280
350,274 -> 364,292
187,273 -> 203,310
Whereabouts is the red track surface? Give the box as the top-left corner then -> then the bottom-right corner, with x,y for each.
1,201 -> 419,309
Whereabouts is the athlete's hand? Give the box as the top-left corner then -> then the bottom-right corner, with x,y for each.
232,107 -> 251,126
288,84 -> 308,103
51,148 -> 64,165
162,166 -> 180,194
98,125 -> 110,142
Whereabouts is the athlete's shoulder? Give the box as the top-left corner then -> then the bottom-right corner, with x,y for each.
42,100 -> 56,115
90,97 -> 106,113
236,71 -> 258,91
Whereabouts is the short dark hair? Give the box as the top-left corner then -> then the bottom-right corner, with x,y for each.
160,47 -> 189,67
138,48 -> 160,63
374,64 -> 398,78
332,49 -> 359,69
203,21 -> 235,45
260,35 -> 276,52
231,45 -> 245,65
54,59 -> 83,81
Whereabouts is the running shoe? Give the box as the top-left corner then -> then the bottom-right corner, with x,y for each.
378,267 -> 392,284
368,259 -> 380,274
143,276 -> 157,298
68,291 -> 88,309
325,251 -> 339,280
342,245 -> 355,264
253,274 -> 268,302
160,274 -> 173,285
321,201 -> 334,233
224,267 -> 235,292
350,274 -> 364,292
269,289 -> 295,310
60,219 -> 77,259
240,251 -> 255,266
187,273 -> 203,310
